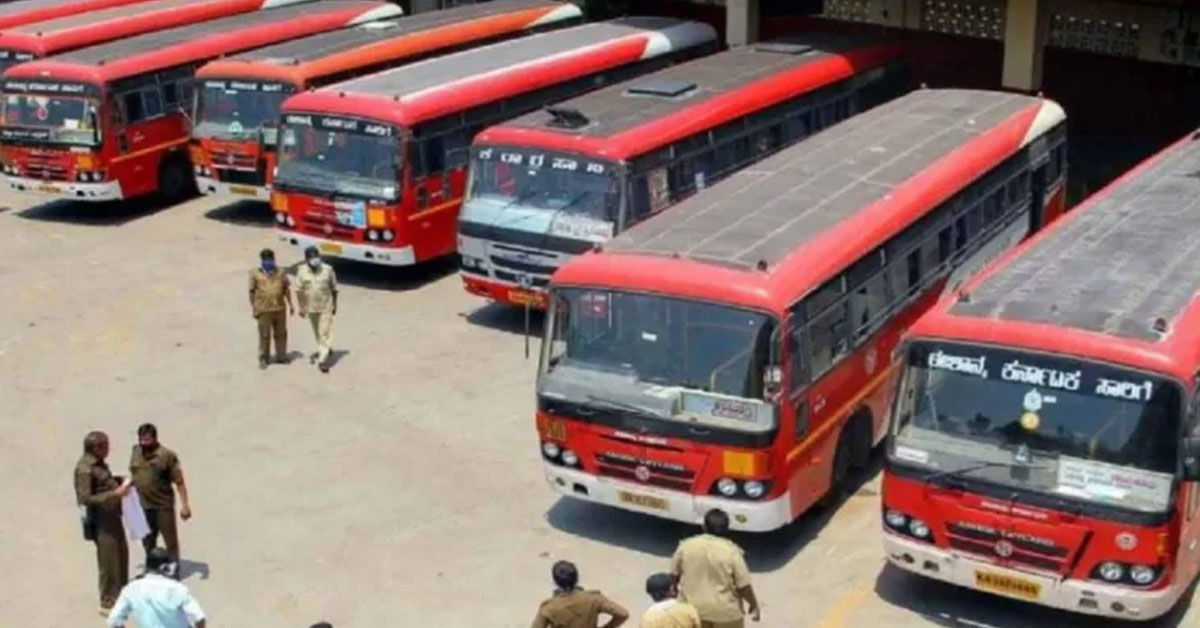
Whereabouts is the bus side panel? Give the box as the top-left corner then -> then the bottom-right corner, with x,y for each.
111,113 -> 188,198
1181,478 -> 1200,591
409,165 -> 468,262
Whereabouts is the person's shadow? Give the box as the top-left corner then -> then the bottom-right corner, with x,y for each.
178,559 -> 210,581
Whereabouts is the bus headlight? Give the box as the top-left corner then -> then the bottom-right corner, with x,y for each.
742,480 -> 766,499
381,229 -> 394,242
1097,561 -> 1125,582
715,478 -> 738,497
366,229 -> 379,241
541,442 -> 561,460
884,509 -> 908,529
560,449 -> 580,468
275,213 -> 287,225
285,214 -> 295,228
1129,565 -> 1157,585
907,518 -> 931,540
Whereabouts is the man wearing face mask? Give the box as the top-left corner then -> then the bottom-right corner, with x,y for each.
249,248 -> 294,369
130,423 -> 190,563
296,245 -> 338,373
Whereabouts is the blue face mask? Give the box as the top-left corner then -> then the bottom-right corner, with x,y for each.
262,260 -> 276,272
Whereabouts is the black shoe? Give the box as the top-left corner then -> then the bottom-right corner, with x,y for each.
309,352 -> 319,364
259,357 -> 268,370
319,360 -> 331,373
274,355 -> 289,364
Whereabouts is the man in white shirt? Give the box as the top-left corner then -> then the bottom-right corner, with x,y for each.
107,548 -> 206,628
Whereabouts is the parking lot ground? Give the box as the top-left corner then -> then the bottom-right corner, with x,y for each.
0,190 -> 1196,627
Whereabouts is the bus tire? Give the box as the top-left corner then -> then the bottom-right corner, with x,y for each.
158,153 -> 195,203
850,410 -> 873,471
819,430 -> 853,509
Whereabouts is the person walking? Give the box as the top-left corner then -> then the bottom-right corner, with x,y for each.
129,423 -> 191,562
640,573 -> 700,628
74,430 -> 131,616
530,560 -> 629,628
107,547 -> 206,628
296,245 -> 338,373
670,510 -> 760,628
249,248 -> 294,369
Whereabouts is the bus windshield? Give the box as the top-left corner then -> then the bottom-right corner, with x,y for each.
275,122 -> 401,202
2,93 -> 100,145
194,81 -> 293,145
890,341 -> 1181,514
542,288 -> 776,399
468,146 -> 620,241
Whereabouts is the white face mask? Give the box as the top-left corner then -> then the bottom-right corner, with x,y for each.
307,257 -> 321,269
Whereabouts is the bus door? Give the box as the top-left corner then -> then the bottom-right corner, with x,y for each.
1029,162 -> 1047,231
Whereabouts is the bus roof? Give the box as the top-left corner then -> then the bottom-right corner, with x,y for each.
279,17 -> 718,128
2,1 -> 399,84
909,131 -> 1200,381
553,89 -> 1065,313
476,34 -> 903,162
0,0 -> 315,58
196,0 -> 581,85
0,0 -> 159,30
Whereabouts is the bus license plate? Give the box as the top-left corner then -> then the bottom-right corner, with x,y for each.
974,569 -> 1041,601
619,491 -> 668,511
318,243 -> 343,255
229,185 -> 256,196
37,184 -> 60,194
508,289 -> 539,306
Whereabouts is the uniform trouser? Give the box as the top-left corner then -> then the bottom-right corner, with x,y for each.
94,517 -> 128,608
307,311 -> 333,363
701,620 -> 744,628
141,506 -> 179,560
256,311 -> 287,359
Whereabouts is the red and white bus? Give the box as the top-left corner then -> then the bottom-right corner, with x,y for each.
0,0 -> 167,31
536,89 -> 1067,532
191,0 -> 582,202
272,17 -> 717,266
881,132 -> 1200,620
0,1 -> 401,203
459,35 -> 909,309
0,0 -> 319,76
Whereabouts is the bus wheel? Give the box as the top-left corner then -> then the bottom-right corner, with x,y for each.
158,155 -> 195,203
819,431 -> 853,509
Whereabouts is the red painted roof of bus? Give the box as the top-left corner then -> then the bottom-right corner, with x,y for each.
0,0 -> 311,58
552,89 -> 1065,314
278,17 -> 718,128
195,1 -> 580,86
475,35 -> 904,162
1,1 -> 398,84
0,0 -> 159,30
908,130 -> 1200,382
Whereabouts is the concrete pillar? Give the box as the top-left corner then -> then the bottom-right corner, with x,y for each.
1001,0 -> 1047,92
726,0 -> 760,47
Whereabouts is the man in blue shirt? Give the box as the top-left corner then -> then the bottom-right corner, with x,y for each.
107,548 -> 206,628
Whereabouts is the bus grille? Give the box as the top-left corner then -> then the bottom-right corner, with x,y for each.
495,270 -> 549,288
946,522 -> 1069,573
23,160 -> 68,181
302,215 -> 356,241
209,149 -> 256,170
595,452 -> 695,492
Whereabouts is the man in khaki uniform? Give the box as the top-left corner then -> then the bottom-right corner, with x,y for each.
129,423 -> 191,561
74,430 -> 131,615
530,560 -> 629,628
296,245 -> 338,373
670,510 -> 760,628
641,573 -> 700,628
248,248 -> 293,369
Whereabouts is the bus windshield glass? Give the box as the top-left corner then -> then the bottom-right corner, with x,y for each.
468,146 -> 620,241
194,80 -> 293,145
1,93 -> 99,145
275,116 -> 401,202
542,288 -> 776,399
890,341 -> 1181,513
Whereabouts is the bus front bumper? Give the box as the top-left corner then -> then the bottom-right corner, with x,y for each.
279,231 -> 415,266
883,532 -> 1180,620
461,272 -> 547,308
543,464 -> 792,532
6,175 -> 122,201
196,174 -> 269,201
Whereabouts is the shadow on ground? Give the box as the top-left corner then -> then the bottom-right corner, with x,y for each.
317,256 -> 457,291
547,454 -> 883,572
17,195 -> 174,226
873,560 -> 1195,628
463,301 -> 544,337
204,200 -> 272,228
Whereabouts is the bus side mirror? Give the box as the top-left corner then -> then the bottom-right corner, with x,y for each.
1184,437 -> 1200,481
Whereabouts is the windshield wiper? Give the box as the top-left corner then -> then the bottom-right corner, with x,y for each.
584,394 -> 659,417
924,461 -> 1019,484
